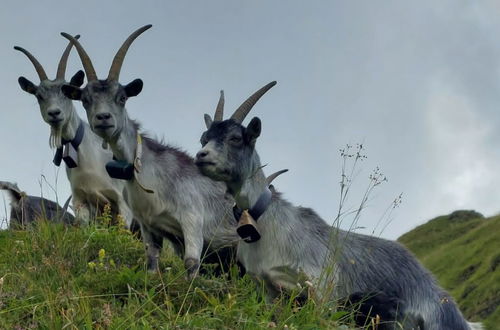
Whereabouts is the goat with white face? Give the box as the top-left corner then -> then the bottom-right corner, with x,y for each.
15,38 -> 134,227
60,25 -> 239,278
195,82 -> 481,330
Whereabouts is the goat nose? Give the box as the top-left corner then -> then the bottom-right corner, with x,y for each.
96,112 -> 111,121
48,109 -> 61,118
196,150 -> 209,160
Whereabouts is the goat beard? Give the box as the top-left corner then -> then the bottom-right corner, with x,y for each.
49,126 -> 63,149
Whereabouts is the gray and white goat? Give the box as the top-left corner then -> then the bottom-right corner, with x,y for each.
0,181 -> 73,228
195,82 -> 482,330
60,25 -> 239,277
15,38 -> 134,227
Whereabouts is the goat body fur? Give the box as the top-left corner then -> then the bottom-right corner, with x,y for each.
0,181 -> 74,227
232,154 -> 480,330
109,121 -> 240,274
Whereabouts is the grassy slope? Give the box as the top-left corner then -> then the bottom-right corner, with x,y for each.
0,221 -> 351,329
398,210 -> 500,329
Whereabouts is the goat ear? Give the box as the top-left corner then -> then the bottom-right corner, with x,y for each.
18,76 -> 37,95
61,84 -> 82,100
69,70 -> 85,87
124,79 -> 143,97
245,117 -> 261,144
204,114 -> 213,128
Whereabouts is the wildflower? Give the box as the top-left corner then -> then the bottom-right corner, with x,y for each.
88,262 -> 96,270
98,249 -> 106,261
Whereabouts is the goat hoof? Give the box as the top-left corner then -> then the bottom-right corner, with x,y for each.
185,258 -> 200,280
147,258 -> 160,272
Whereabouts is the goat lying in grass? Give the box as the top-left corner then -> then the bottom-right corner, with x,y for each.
195,82 -> 483,330
15,37 -> 135,229
0,181 -> 73,228
60,25 -> 240,278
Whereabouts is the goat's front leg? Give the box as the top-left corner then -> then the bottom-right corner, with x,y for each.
180,215 -> 204,280
141,224 -> 163,271
117,199 -> 134,229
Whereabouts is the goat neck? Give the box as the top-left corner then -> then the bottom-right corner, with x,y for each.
107,115 -> 137,164
231,154 -> 268,210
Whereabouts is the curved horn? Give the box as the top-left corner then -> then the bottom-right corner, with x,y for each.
231,81 -> 276,123
60,32 -> 97,81
107,24 -> 152,81
56,34 -> 80,79
214,90 -> 224,122
14,46 -> 48,81
266,169 -> 288,186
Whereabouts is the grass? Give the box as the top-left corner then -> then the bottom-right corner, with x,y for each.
398,210 -> 500,329
0,220 -> 355,329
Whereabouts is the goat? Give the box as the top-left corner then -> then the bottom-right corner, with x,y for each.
60,25 -> 240,278
195,82 -> 483,330
0,181 -> 73,228
15,37 -> 135,228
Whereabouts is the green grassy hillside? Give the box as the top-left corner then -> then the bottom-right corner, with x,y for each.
0,220 -> 352,329
1,210 -> 497,329
398,210 -> 500,329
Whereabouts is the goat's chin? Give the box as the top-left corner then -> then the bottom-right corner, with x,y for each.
92,126 -> 116,140
197,164 -> 232,182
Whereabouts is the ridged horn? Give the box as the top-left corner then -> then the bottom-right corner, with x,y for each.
266,169 -> 288,186
107,24 -> 152,81
14,46 -> 48,81
60,32 -> 97,81
214,90 -> 224,121
230,81 -> 276,123
56,34 -> 80,79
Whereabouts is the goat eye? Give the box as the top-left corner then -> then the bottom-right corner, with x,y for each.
229,136 -> 242,144
117,95 -> 127,104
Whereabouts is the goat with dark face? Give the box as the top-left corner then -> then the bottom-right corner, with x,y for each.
15,38 -> 134,228
196,82 -> 482,330
61,25 -> 240,278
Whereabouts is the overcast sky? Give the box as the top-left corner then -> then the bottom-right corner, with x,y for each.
1,1 -> 500,238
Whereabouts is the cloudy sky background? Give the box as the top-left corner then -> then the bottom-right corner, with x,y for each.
1,1 -> 500,238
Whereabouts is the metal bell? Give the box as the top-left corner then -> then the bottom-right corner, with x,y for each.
237,209 -> 261,243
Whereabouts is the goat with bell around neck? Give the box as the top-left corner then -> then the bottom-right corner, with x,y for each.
60,25 -> 240,278
15,37 -> 134,227
195,82 -> 480,330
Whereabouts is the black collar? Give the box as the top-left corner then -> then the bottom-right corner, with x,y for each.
233,186 -> 273,224
53,121 -> 84,168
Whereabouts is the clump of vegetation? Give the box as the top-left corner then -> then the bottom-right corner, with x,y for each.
0,215 -> 357,329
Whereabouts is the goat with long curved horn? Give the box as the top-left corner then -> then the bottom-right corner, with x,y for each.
60,24 -> 241,279
15,35 -> 137,231
108,24 -> 152,81
60,33 -> 97,81
56,35 -> 81,80
230,81 -> 276,123
13,46 -> 48,81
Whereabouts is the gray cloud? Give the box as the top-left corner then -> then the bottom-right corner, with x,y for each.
1,1 -> 499,238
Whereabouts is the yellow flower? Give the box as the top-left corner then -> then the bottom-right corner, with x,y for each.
99,249 -> 106,261
87,262 -> 96,269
